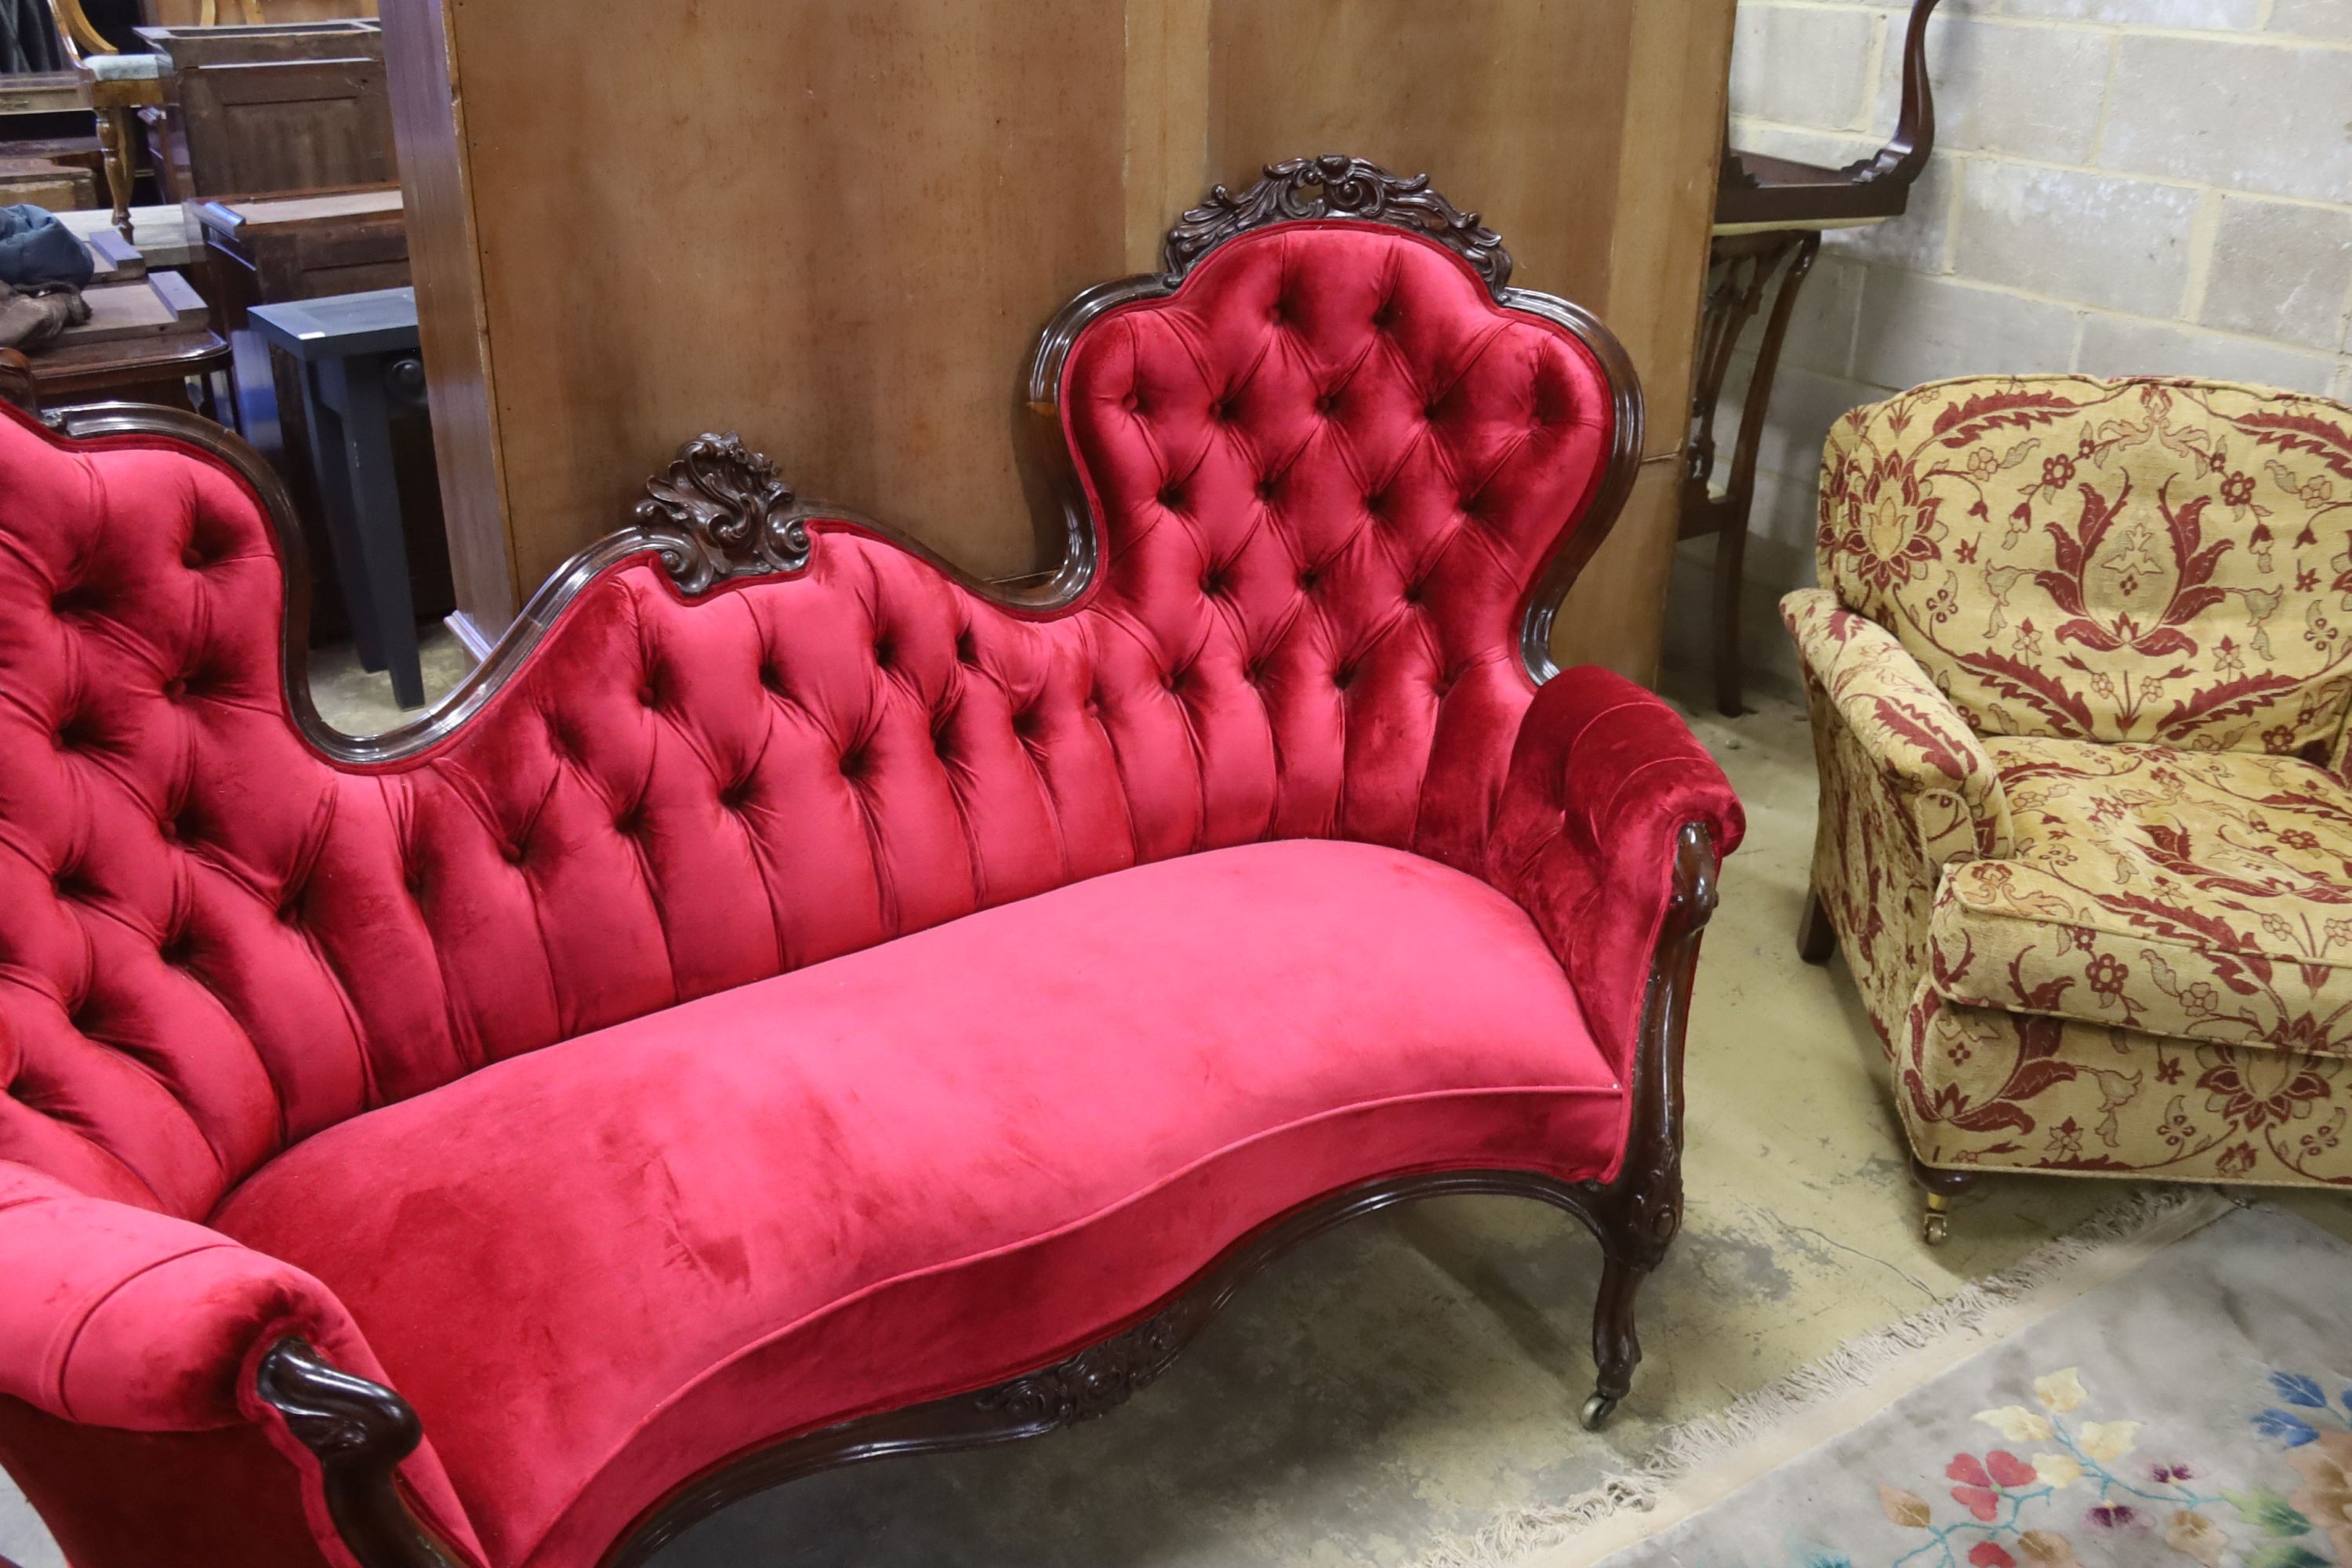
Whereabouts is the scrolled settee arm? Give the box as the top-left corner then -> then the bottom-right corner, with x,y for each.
0,1163 -> 483,1566
1486,666 -> 1745,1076
1780,588 -> 2012,867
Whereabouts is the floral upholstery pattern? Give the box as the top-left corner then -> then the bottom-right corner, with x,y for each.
1933,739 -> 2352,1056
1792,374 -> 2352,1191
1905,998 -> 2348,1183
1785,586 -> 2012,1046
1819,376 -> 2352,754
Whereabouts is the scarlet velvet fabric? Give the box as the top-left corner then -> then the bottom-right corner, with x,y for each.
0,217 -> 1740,1568
213,840 -> 1624,1566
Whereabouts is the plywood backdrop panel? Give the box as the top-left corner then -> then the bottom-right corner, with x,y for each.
387,0 -> 1733,679
436,0 -> 1127,596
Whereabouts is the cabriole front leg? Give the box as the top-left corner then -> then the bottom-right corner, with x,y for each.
1582,1253 -> 1646,1430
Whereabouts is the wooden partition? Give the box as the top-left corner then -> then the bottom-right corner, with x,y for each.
382,0 -> 1733,678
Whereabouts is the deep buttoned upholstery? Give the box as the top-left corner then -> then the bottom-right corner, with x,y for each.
0,220 -> 1740,1568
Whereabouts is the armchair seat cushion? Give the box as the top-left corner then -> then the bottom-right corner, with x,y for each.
1928,735 -> 2352,1055
209,837 -> 1623,1568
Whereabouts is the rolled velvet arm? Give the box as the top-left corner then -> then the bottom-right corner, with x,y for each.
1486,666 -> 1744,1075
1780,588 -> 2013,868
0,1162 -> 485,1566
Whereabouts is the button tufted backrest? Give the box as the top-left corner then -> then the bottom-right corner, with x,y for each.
0,220 -> 1623,1220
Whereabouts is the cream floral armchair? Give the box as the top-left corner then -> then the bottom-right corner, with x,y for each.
1787,375 -> 2352,1241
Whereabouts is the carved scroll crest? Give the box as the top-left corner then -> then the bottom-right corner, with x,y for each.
1162,154 -> 1514,294
634,432 -> 811,593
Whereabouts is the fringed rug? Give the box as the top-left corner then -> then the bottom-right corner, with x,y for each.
1432,1193 -> 2352,1568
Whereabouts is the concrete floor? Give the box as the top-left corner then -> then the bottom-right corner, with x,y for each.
4,660 -> 2343,1568
307,626 -> 477,737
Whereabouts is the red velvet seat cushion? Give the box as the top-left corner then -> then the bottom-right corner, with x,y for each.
212,839 -> 1622,1568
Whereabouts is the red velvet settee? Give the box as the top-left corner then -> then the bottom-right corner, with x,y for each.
0,158 -> 1742,1568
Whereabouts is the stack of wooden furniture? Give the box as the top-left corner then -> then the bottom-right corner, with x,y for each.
134,16 -> 395,199
0,254 -> 226,410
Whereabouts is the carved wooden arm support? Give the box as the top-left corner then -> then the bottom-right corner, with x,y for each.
254,1339 -> 470,1568
1594,820 -> 1717,1263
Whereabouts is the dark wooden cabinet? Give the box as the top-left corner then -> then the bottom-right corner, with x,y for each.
136,20 -> 396,198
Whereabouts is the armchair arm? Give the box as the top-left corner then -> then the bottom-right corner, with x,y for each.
0,1163 -> 483,1567
1486,666 -> 1744,1076
1780,588 -> 2012,868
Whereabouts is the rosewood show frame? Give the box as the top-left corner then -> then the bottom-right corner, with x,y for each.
46,157 -> 1711,1568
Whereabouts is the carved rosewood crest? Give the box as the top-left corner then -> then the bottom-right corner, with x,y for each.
634,432 -> 811,593
1163,154 -> 1514,293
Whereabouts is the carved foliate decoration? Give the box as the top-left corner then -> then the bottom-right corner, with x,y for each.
1163,154 -> 1513,294
978,1309 -> 1186,1427
634,433 -> 811,594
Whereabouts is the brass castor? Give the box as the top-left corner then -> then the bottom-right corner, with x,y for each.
1581,1393 -> 1619,1431
1912,1156 -> 1974,1247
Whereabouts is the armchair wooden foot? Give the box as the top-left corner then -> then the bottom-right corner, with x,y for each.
1797,887 -> 1835,964
1911,1159 -> 1976,1247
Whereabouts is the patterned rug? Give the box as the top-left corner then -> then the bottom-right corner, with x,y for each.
1442,1197 -> 2352,1568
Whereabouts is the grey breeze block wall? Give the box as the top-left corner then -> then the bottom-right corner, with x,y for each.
1664,0 -> 2352,698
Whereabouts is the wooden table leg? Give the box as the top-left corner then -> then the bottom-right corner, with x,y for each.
94,103 -> 137,243
309,355 -> 426,709
1679,229 -> 1822,717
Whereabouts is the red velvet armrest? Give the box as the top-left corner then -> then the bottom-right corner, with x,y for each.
1486,667 -> 1744,1076
0,1163 -> 485,1566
